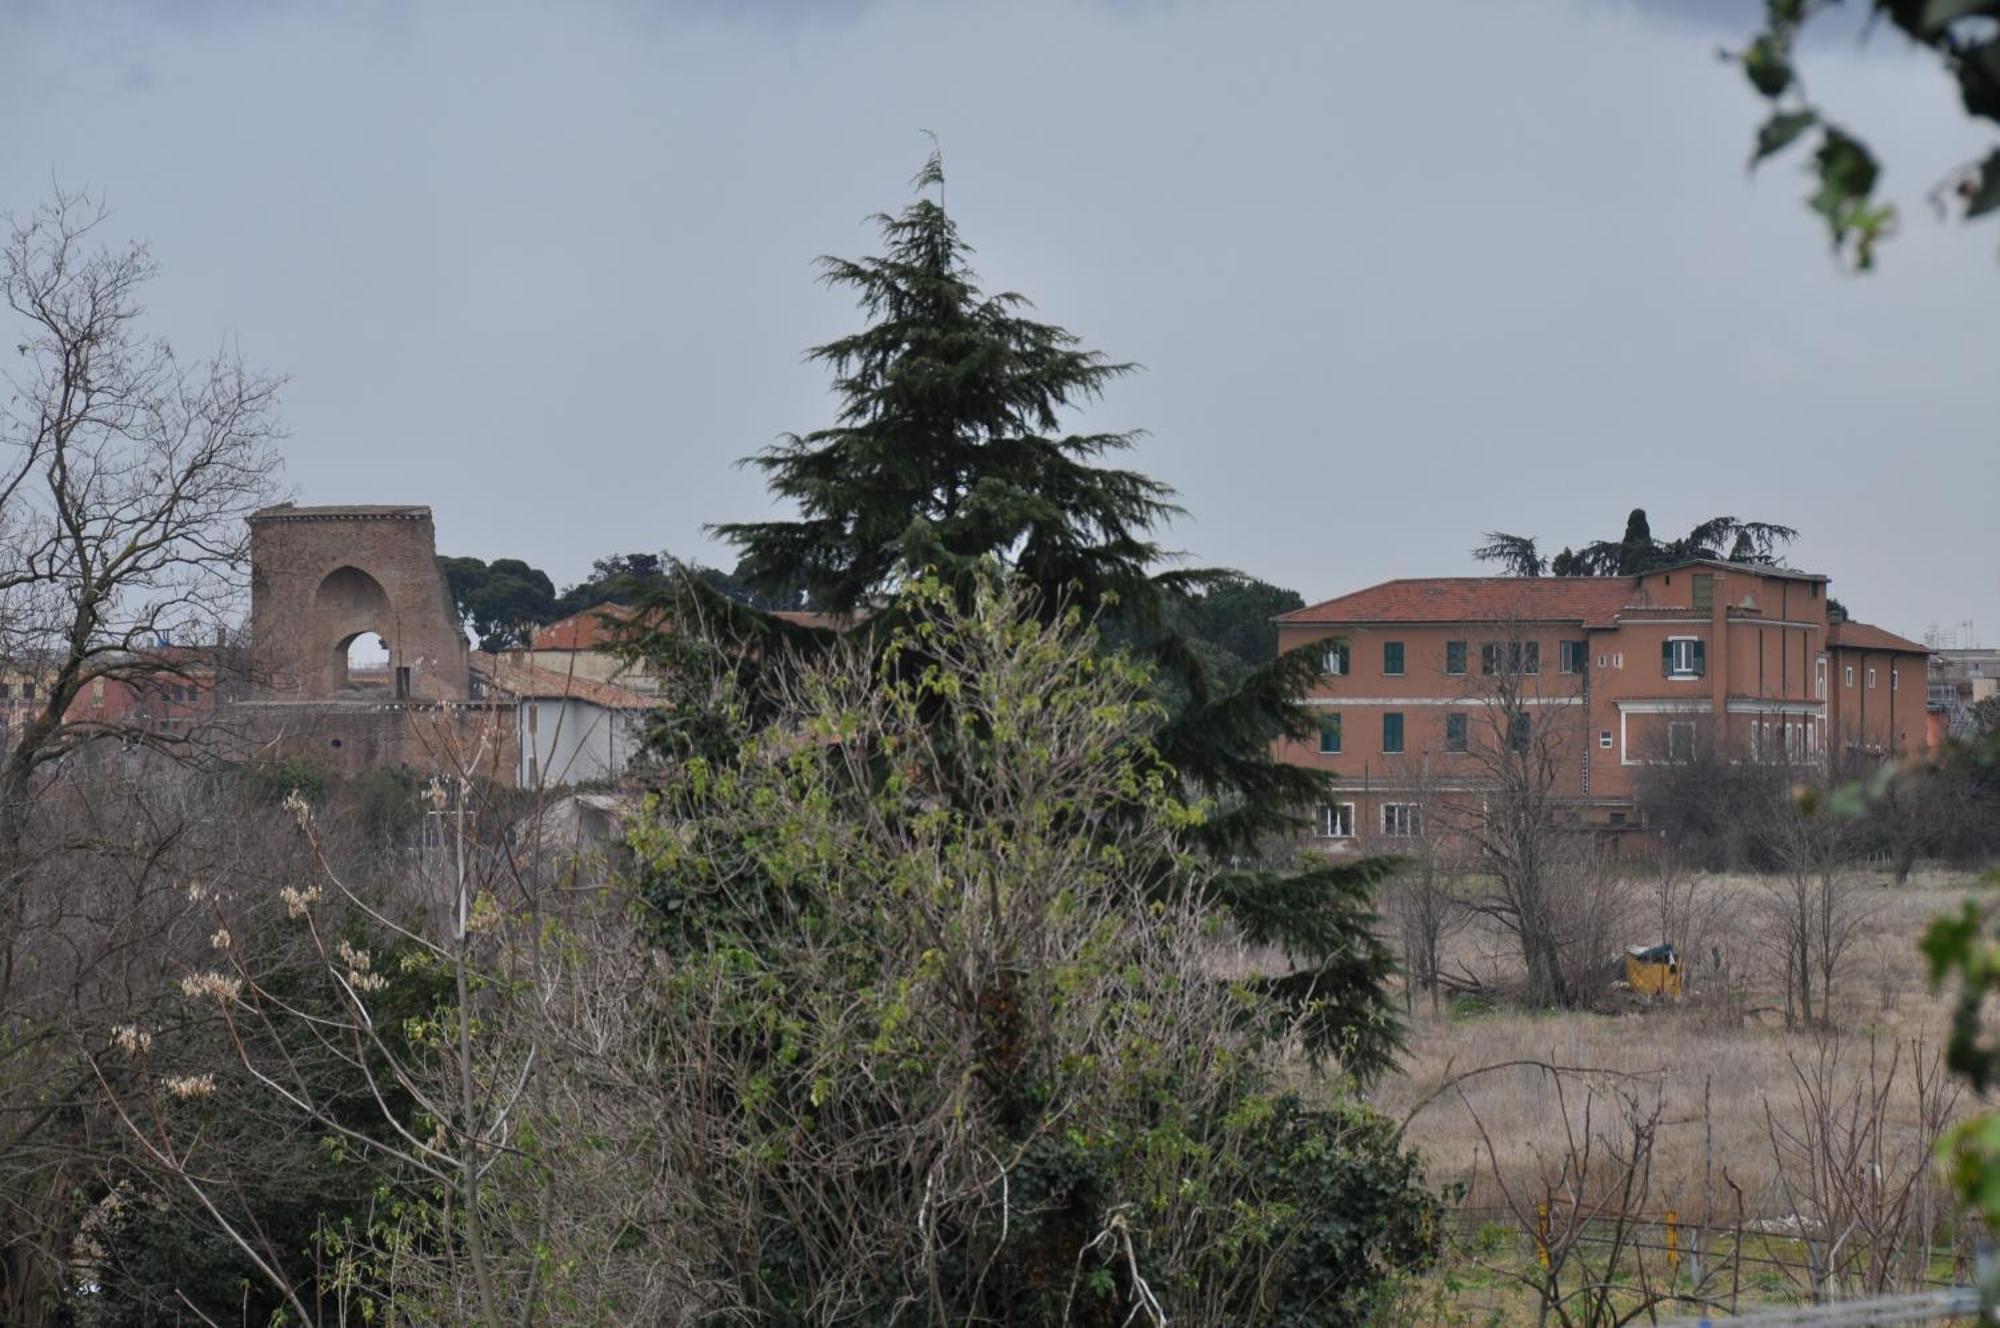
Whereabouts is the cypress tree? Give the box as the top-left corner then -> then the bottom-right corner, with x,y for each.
654,152 -> 1399,1073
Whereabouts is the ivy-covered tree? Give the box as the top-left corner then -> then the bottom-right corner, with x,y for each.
645,151 -> 1400,1072
1731,1 -> 2000,270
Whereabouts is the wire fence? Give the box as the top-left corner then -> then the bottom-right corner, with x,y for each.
1440,1204 -> 1984,1323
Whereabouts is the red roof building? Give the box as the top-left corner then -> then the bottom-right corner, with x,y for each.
1276,560 -> 1930,852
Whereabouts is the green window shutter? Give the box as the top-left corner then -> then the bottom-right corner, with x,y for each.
1692,639 -> 1706,677
1383,712 -> 1404,753
1319,714 -> 1341,754
1445,712 -> 1466,752
1384,641 -> 1404,675
1662,640 -> 1674,677
1446,641 -> 1466,674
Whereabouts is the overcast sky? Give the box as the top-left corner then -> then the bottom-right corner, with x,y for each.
2,0 -> 1993,641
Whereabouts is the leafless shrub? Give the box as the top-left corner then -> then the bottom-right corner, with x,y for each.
1760,781 -> 1875,1030
1760,1035 -> 1962,1301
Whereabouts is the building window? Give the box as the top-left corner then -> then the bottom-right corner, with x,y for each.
1509,712 -> 1531,753
1692,573 -> 1714,611
1600,729 -> 1614,749
1322,643 -> 1349,677
1445,640 -> 1467,675
1867,667 -> 1877,689
527,704 -> 539,737
0,684 -> 10,700
1383,641 -> 1405,676
1668,721 -> 1696,763
1891,667 -> 1900,692
1382,803 -> 1422,837
1845,665 -> 1855,688
1318,714 -> 1341,755
1314,803 -> 1355,839
1609,810 -> 1629,827
1664,637 -> 1705,680
20,683 -> 31,701
1559,640 -> 1588,675
1382,712 -> 1404,754
1482,641 -> 1540,675
1817,660 -> 1827,700
1444,712 -> 1467,753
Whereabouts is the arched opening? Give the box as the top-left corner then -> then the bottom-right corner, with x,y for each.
316,566 -> 395,694
331,631 -> 393,693
315,565 -> 391,616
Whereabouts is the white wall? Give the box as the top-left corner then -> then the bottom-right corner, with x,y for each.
517,698 -> 642,787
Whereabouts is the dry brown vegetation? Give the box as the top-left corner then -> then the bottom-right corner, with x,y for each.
1374,865 -> 1984,1219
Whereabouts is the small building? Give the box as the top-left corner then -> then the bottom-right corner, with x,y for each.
519,603 -> 664,695
475,653 -> 652,788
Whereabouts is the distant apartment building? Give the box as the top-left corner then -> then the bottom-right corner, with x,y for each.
0,666 -> 51,747
61,646 -> 236,741
1273,560 -> 1929,852
1928,645 -> 2000,737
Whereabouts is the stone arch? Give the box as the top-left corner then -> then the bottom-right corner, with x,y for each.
248,505 -> 469,703
314,566 -> 394,693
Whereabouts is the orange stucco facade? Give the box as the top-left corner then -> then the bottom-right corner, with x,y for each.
1274,561 -> 1931,853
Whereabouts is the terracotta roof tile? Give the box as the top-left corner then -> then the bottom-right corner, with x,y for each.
1828,620 -> 1929,654
472,652 -> 653,710
1277,577 -> 1641,629
531,603 -> 648,652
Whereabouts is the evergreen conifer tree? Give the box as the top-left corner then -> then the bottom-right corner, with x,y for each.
651,151 -> 1400,1073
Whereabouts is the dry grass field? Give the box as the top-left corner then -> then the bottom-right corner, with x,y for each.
1358,864 -> 1995,1322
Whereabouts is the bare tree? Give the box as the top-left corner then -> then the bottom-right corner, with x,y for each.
0,191 -> 281,1326
1459,1073 -> 1730,1327
0,188 -> 282,874
1448,626 -> 1602,1008
1759,778 -> 1872,1030
1380,751 -> 1468,1018
1760,1037 -> 1961,1302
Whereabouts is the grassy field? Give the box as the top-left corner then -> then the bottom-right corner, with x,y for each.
1363,864 -> 1994,1323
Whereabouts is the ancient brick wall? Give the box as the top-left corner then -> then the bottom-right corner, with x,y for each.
248,504 -> 470,703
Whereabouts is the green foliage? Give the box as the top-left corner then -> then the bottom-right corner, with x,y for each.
1247,1096 -> 1445,1327
1731,0 -> 2000,269
438,555 -> 559,650
627,578 -> 1439,1324
659,150 -> 1400,1062
1164,573 -> 1306,687
1474,508 -> 1800,577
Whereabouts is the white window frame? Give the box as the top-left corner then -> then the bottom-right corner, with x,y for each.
1845,665 -> 1855,688
1666,636 -> 1703,681
1599,730 -> 1614,749
1314,802 -> 1355,839
1381,803 -> 1422,837
1891,667 -> 1900,692
1323,646 -> 1347,677
1867,667 -> 1877,690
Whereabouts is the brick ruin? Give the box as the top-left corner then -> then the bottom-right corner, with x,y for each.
230,504 -> 516,781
